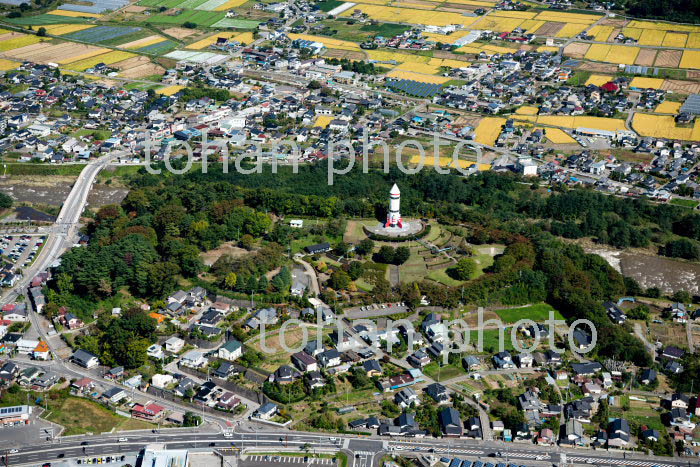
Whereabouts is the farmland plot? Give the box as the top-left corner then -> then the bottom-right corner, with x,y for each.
64,25 -> 142,43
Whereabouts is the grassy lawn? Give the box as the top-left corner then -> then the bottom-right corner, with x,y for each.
494,303 -> 564,323
45,396 -> 155,436
398,251 -> 428,283
469,328 -> 515,352
426,268 -> 463,286
423,361 -> 465,382
670,198 -> 699,208
423,224 -> 442,243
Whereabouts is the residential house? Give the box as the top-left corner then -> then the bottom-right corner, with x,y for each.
131,403 -> 165,421
425,382 -> 450,404
165,337 -> 185,353
291,351 -> 318,372
395,387 -> 420,408
439,407 -> 463,437
218,339 -> 243,361
253,402 -> 278,420
180,350 -> 208,369
72,349 -> 99,369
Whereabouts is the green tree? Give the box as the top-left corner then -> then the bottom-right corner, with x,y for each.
449,258 -> 476,280
224,272 -> 237,289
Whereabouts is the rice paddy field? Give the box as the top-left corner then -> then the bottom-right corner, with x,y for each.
64,50 -> 136,71
185,30 -> 252,49
584,74 -> 613,86
474,117 -> 506,146
63,25 -> 142,43
540,127 -> 577,144
584,44 -> 639,65
146,9 -> 226,26
514,115 -> 627,132
632,113 -> 700,141
137,0 -> 245,10
157,84 -> 185,95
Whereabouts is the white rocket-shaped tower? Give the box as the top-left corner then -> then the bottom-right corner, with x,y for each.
386,183 -> 403,228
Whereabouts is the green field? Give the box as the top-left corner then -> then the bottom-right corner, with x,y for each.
316,0 -> 344,11
469,328 -> 515,352
494,303 -> 564,323
426,268 -> 463,286
424,361 -> 465,381
146,9 -> 225,26
670,198 -> 699,208
6,14 -> 89,25
211,18 -> 260,28
4,163 -> 86,176
46,396 -> 155,435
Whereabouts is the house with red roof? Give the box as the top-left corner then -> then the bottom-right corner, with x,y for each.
131,403 -> 165,421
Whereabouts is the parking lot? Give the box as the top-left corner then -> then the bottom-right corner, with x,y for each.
345,302 -> 410,319
1,234 -> 45,271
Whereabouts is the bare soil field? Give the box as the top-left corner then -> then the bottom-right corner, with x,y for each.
686,71 -> 700,79
563,42 -> 590,58
323,48 -> 366,60
163,27 -> 201,39
537,21 -> 565,36
440,3 -> 479,10
0,178 -> 127,207
599,17 -> 628,27
3,42 -> 105,64
200,240 -> 249,266
635,48 -> 657,66
124,5 -> 148,12
579,61 -> 618,73
654,49 -> 682,68
661,79 -> 700,94
620,251 -> 700,294
116,56 -> 165,78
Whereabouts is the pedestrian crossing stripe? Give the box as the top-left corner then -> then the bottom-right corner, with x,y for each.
245,455 -> 334,464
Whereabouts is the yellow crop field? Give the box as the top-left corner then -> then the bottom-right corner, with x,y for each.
607,45 -> 639,65
626,20 -> 700,33
514,115 -> 626,132
661,32 -> 687,47
655,101 -> 682,114
540,127 -> 577,144
0,35 -> 44,52
633,113 -> 700,141
686,33 -> 700,48
386,70 -> 450,84
354,0 -> 392,5
214,0 -> 248,9
585,74 -> 613,86
471,15 -> 525,32
630,77 -> 664,89
428,57 -> 470,68
474,117 -> 506,146
0,59 -> 18,71
534,11 -> 598,24
480,44 -> 518,54
157,85 -> 184,96
341,5 -> 477,26
621,27 -> 643,39
367,49 -> 431,64
489,10 -> 536,18
44,24 -> 95,35
537,46 -> 559,53
187,33 -> 233,49
56,47 -> 109,64
66,51 -> 136,71
398,2 -> 434,9
638,29 -> 666,46
409,156 -> 491,170
519,19 -> 545,33
394,62 -> 442,74
289,34 -> 360,50
47,9 -> 102,17
314,116 -> 333,128
556,23 -> 589,38
587,25 -> 614,42
516,106 -> 539,115
232,32 -> 254,44
584,44 -> 610,61
679,50 -> 700,69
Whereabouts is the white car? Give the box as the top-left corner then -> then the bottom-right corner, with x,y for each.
118,437 -> 128,442
9,449 -> 18,454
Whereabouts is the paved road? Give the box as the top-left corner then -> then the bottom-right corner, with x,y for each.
6,426 -> 694,467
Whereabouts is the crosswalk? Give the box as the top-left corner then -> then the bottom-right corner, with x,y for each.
245,455 -> 335,464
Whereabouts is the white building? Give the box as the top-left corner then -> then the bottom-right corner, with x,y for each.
180,350 -> 208,369
218,340 -> 243,361
165,337 -> 185,353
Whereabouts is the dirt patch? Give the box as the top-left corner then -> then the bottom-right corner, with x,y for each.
439,3 -> 479,10
124,4 -> 148,12
200,241 -> 249,266
322,48 -> 366,60
660,79 -> 700,95
654,49 -> 682,68
620,252 -> 700,294
116,56 -> 165,78
563,42 -> 590,59
598,17 -> 628,27
3,42 -> 105,64
0,178 -> 127,207
686,71 -> 700,79
578,61 -> 618,73
536,21 -> 565,36
634,48 -> 657,66
432,49 -> 469,60
163,27 -> 199,39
